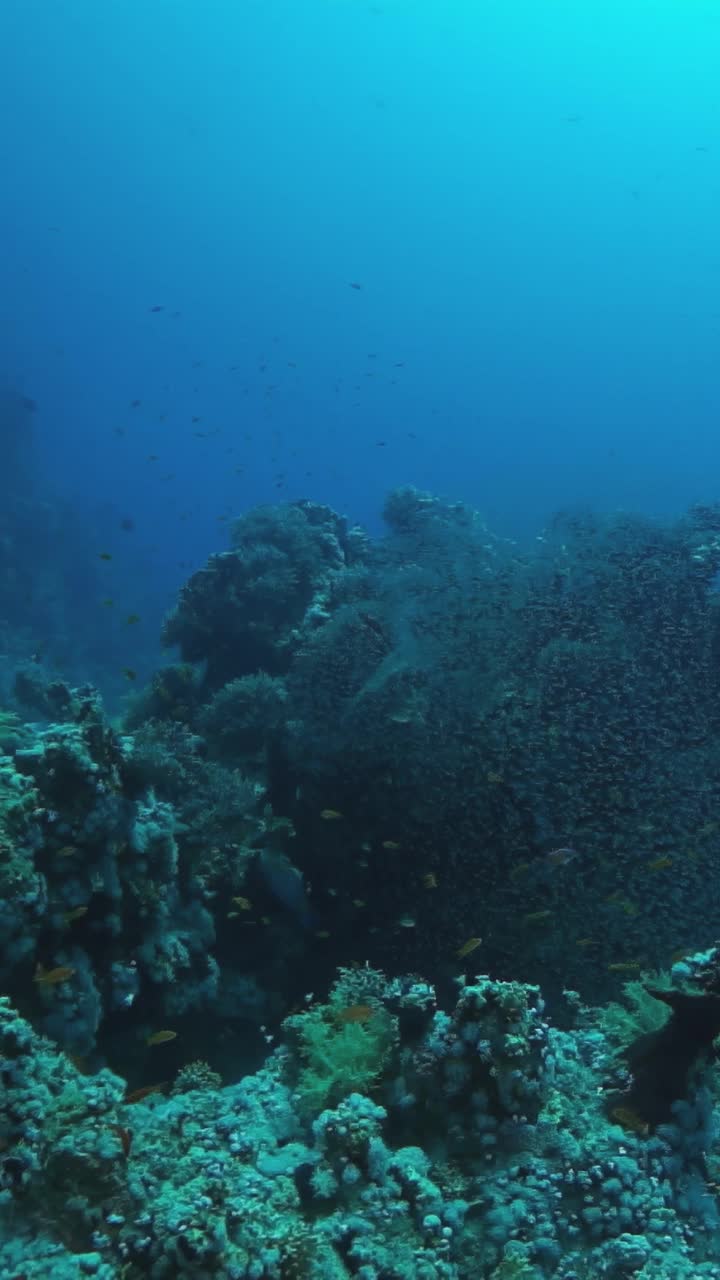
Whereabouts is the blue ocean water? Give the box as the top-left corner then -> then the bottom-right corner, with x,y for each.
4,1 -> 720,639
5,4 -> 720,1277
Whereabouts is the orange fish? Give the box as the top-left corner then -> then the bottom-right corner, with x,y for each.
110,1123 -> 133,1158
457,936 -> 482,959
34,964 -> 75,986
337,1004 -> 374,1024
146,1030 -> 177,1046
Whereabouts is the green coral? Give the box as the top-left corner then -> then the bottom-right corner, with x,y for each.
283,968 -> 398,1116
597,972 -> 672,1052
490,1243 -> 543,1279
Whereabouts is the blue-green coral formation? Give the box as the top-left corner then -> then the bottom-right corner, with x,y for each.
7,490 -> 720,1273
3,962 -> 720,1277
0,684 -> 292,1071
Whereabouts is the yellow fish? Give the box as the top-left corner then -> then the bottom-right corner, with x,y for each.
510,861 -> 530,879
146,1030 -> 178,1046
646,856 -> 672,871
320,809 -> 343,821
34,964 -> 75,985
456,936 -> 482,959
523,909 -> 553,925
63,906 -> 88,924
607,961 -> 642,973
231,896 -> 252,911
422,872 -> 437,889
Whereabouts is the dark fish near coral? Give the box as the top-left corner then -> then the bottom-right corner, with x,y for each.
124,1082 -> 169,1104
257,849 -> 315,928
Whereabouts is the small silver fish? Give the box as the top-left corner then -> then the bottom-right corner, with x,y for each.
544,846 -> 579,869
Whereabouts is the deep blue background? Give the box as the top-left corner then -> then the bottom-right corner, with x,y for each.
2,0 -> 720,683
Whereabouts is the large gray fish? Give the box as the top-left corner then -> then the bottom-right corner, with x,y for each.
257,850 -> 316,928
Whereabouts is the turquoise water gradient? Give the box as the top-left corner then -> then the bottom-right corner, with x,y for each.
1,0 -> 719,551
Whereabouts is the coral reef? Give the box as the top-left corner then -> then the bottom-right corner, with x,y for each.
5,488 -> 720,1273
3,960 -> 720,1276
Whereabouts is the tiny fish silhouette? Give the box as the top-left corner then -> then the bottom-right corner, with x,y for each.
544,846 -> 578,869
